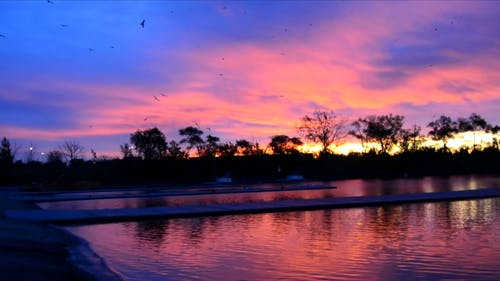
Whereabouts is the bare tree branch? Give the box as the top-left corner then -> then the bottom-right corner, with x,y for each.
298,110 -> 347,154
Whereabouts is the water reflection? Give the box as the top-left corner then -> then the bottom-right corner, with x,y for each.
68,197 -> 500,281
41,175 -> 500,210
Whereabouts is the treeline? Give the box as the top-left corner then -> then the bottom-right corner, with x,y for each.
0,111 -> 499,188
1,148 -> 499,189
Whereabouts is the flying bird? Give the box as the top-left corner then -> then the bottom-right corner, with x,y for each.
0,34 -> 5,38
160,93 -> 167,97
60,24 -> 68,27
154,95 -> 160,101
47,0 -> 54,4
140,19 -> 145,28
88,48 -> 95,51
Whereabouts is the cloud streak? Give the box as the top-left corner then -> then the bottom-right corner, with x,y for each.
1,1 -> 499,157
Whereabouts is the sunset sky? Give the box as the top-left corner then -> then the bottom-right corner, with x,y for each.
1,1 -> 499,159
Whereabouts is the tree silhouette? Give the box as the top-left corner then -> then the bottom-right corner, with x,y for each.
0,137 -> 13,165
130,127 -> 167,160
398,125 -> 422,153
179,126 -> 204,156
218,142 -> 237,157
46,150 -> 64,164
298,110 -> 347,154
427,115 -> 457,151
235,139 -> 262,156
203,134 -> 220,157
458,113 -> 490,150
490,125 -> 500,149
235,139 -> 252,156
350,114 -> 405,154
349,120 -> 370,153
166,140 -> 187,159
269,135 -> 303,155
58,140 -> 85,163
120,143 -> 134,159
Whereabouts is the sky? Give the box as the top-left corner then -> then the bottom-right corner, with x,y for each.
1,1 -> 499,159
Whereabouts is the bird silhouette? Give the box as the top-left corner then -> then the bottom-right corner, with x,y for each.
88,48 -> 95,52
160,93 -> 167,97
60,24 -> 68,27
0,34 -> 5,38
154,96 -> 160,102
47,0 -> 54,4
140,19 -> 145,28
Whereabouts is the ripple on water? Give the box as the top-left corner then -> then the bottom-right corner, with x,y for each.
66,193 -> 500,281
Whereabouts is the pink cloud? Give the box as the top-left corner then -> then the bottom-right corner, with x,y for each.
4,2 -> 499,157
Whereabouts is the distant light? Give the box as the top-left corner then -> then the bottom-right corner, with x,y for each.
29,146 -> 33,151
41,152 -> 45,156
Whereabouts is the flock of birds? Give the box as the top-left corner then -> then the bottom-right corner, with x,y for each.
0,1 -> 455,133
0,1 -> 473,160
0,2 -> 322,132
0,1 -> 161,130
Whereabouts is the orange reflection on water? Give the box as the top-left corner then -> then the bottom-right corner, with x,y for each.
68,196 -> 500,280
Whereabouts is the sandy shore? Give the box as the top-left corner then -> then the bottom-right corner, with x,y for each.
0,187 -> 122,281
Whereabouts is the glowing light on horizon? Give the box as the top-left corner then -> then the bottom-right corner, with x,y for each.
1,2 -> 499,157
300,131 -> 498,156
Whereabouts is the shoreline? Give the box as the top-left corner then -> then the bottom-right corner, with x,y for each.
2,180 -> 500,280
7,188 -> 500,225
0,187 -> 123,281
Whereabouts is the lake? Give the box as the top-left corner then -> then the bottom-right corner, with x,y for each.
64,176 -> 500,281
41,175 -> 500,210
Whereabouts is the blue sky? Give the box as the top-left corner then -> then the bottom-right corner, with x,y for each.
1,1 -> 499,159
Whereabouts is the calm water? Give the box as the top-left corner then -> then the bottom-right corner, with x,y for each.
64,176 -> 500,281
41,175 -> 500,210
